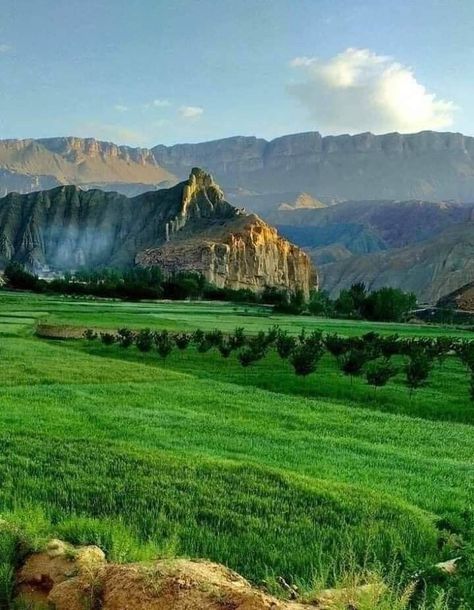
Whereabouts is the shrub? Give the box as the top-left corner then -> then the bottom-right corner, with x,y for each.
192,329 -> 205,344
100,332 -> 116,346
405,353 -> 432,394
366,360 -> 397,391
117,328 -> 135,348
135,329 -> 154,352
155,331 -> 173,360
205,330 -> 224,347
197,340 -> 212,353
341,349 -> 368,381
276,332 -> 297,359
83,329 -> 98,341
290,343 -> 319,377
325,334 -> 350,360
238,348 -> 262,367
174,333 -> 191,350
218,340 -> 233,358
232,327 -> 246,348
380,335 -> 401,360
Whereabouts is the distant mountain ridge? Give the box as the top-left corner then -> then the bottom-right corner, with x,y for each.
3,131 -> 474,211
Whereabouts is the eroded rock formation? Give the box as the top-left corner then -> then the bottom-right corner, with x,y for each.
0,168 -> 316,296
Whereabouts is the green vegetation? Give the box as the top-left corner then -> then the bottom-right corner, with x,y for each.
0,292 -> 472,608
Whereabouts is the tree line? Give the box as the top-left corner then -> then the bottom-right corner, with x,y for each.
82,325 -> 474,399
4,264 -> 417,323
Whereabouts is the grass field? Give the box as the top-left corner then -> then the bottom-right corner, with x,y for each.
0,291 -> 473,608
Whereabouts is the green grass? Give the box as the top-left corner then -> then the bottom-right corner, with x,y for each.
0,291 -> 472,608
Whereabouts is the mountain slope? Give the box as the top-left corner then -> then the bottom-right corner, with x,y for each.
0,137 -> 177,194
0,168 -> 315,296
319,222 -> 474,303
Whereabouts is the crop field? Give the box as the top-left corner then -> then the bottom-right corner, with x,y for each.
0,291 -> 473,608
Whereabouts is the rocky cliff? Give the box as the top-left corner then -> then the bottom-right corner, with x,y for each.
153,130 -> 474,209
0,168 -> 315,296
0,137 -> 176,195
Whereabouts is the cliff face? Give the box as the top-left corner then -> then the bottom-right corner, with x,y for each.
0,137 -> 176,194
3,131 -> 474,212
0,168 -> 315,296
137,214 -> 315,297
153,130 -> 474,207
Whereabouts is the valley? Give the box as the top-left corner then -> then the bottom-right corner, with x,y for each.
0,292 -> 473,608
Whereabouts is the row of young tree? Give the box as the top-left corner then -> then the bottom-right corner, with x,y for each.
5,263 -> 417,323
83,325 -> 474,398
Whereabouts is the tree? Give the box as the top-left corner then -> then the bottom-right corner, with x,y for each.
276,332 -> 297,359
325,334 -> 350,361
366,360 -> 396,393
135,329 -> 154,352
341,349 -> 368,383
308,290 -> 334,316
238,348 -> 260,367
174,333 -> 191,350
155,331 -> 173,360
290,342 -> 322,377
117,328 -> 135,348
362,287 -> 416,322
100,332 -> 116,346
405,353 -> 431,395
218,340 -> 233,358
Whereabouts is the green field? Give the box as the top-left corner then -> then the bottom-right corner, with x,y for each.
0,291 -> 473,608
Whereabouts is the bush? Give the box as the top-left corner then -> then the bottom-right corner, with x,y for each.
135,329 -> 154,352
325,334 -> 350,360
117,328 -> 135,348
174,333 -> 191,350
276,332 -> 297,359
155,331 -> 173,359
218,340 -> 233,358
341,349 -> 368,381
100,332 -> 116,345
290,343 -> 319,377
238,348 -> 262,367
405,353 -> 432,394
366,360 -> 397,391
231,327 -> 246,349
83,329 -> 98,341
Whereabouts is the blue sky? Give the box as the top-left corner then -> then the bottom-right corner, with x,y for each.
0,0 -> 472,146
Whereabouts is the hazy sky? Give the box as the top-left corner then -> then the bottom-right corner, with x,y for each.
0,0 -> 472,146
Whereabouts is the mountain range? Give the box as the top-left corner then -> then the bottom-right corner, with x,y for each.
2,130 -> 474,302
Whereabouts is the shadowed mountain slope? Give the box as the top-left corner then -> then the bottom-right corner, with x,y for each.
0,168 -> 315,296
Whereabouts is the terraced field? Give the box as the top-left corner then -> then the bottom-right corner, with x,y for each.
0,291 -> 473,608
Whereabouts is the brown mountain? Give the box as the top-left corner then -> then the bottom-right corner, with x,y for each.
319,222 -> 474,303
0,168 -> 315,296
3,130 -> 474,212
0,137 -> 176,195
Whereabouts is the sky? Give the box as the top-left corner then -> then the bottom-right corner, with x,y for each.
0,0 -> 473,147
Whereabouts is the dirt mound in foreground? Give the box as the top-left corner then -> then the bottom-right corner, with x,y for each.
16,539 -> 319,610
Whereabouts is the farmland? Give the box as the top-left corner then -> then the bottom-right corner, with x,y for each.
0,291 -> 473,608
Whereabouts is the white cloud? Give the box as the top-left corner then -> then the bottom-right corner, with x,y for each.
113,104 -> 128,112
179,105 -> 203,119
288,48 -> 456,134
152,99 -> 170,107
0,44 -> 11,53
